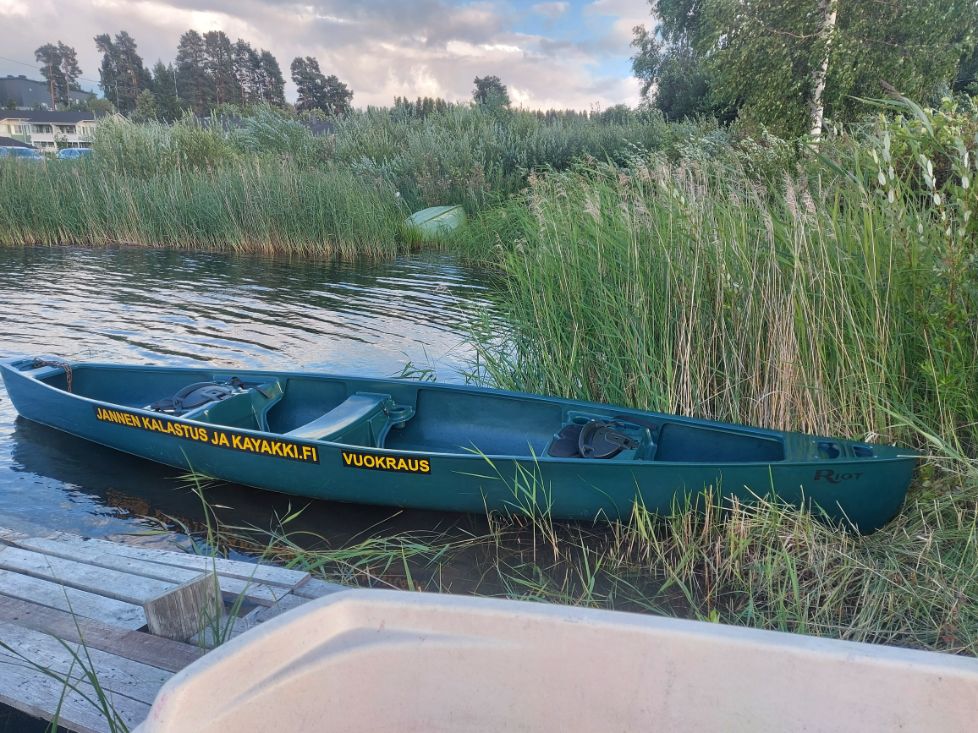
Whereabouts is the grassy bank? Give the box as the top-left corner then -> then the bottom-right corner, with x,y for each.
461,102 -> 978,453
0,158 -> 402,257
0,107 -> 702,256
203,465 -> 976,656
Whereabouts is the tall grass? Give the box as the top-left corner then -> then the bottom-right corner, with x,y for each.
208,464 -> 978,655
0,107 -> 707,255
347,97 -> 978,654
332,105 -> 696,211
0,157 -> 402,257
461,144 -> 977,452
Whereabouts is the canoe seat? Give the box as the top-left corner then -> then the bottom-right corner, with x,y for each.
285,392 -> 412,447
182,380 -> 284,432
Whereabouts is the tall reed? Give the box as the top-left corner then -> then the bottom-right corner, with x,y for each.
463,149 -> 977,451
0,158 -> 402,257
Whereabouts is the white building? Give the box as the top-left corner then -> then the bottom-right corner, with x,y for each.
0,111 -> 99,151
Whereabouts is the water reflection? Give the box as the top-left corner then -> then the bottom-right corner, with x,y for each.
0,245 -> 498,540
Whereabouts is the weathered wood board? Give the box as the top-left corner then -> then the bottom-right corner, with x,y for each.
0,525 -> 351,732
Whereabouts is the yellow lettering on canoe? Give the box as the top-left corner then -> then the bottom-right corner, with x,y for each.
92,405 -> 318,463
340,450 -> 431,475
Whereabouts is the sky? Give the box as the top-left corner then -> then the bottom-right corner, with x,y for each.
0,0 -> 652,110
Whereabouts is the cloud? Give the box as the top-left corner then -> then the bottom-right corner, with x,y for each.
586,0 -> 652,43
531,2 -> 569,19
0,0 -> 645,109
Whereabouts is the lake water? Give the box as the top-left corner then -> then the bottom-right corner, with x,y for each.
0,245 -> 500,544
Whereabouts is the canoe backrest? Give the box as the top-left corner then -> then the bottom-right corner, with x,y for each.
183,381 -> 284,432
285,392 -> 410,447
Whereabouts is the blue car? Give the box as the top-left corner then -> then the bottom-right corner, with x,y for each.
0,146 -> 43,161
57,147 -> 93,160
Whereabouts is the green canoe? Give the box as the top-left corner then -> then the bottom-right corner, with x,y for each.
403,205 -> 466,241
0,357 -> 917,531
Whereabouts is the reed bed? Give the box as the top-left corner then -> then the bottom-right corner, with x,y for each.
461,146 -> 977,453
0,107 -> 706,255
0,158 -> 402,257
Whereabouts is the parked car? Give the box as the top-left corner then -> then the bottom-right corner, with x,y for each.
0,146 -> 43,161
57,147 -> 93,160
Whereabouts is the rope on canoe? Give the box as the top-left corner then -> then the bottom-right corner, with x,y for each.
31,358 -> 73,393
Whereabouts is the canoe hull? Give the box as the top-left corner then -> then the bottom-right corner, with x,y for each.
0,359 -> 916,531
403,205 -> 466,241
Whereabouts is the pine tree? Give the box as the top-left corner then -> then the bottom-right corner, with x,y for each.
94,31 -> 150,115
290,56 -> 353,115
203,31 -> 239,107
175,30 -> 210,115
259,51 -> 286,106
233,40 -> 261,105
151,61 -> 181,121
34,44 -> 67,109
35,41 -> 83,109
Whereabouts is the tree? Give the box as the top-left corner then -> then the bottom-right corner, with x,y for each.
175,31 -> 210,115
290,56 -> 353,115
954,43 -> 978,96
151,61 -> 181,120
86,97 -> 115,115
233,40 -> 261,105
259,51 -> 286,106
321,74 -> 353,116
94,31 -> 150,115
472,75 -> 510,108
808,0 -> 838,139
599,104 -> 632,124
35,44 -> 66,109
631,24 -> 716,121
34,42 -> 82,108
203,31 -> 239,106
59,43 -> 82,92
632,0 -> 978,137
133,88 -> 158,122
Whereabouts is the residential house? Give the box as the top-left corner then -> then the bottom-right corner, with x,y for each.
0,74 -> 95,109
0,111 -> 99,151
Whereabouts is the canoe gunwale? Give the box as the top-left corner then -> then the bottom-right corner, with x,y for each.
0,358 -> 918,469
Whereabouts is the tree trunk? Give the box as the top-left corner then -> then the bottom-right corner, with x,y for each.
809,0 -> 839,141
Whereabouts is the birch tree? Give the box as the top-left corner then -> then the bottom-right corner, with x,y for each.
632,0 -> 978,137
808,0 -> 837,139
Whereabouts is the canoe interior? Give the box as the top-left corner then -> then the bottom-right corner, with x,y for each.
22,362 -> 876,464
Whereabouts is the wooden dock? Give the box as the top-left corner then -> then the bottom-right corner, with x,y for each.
0,526 -> 344,732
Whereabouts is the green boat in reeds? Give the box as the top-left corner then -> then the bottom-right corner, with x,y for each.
403,205 -> 466,241
0,357 -> 918,531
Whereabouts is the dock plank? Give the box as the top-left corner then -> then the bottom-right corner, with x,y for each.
0,621 -> 170,705
0,569 -> 146,629
0,595 -> 204,673
0,546 -> 175,604
12,537 -> 289,607
0,524 -> 329,732
0,647 -> 149,733
36,533 -> 309,587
